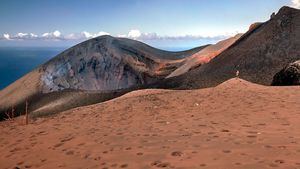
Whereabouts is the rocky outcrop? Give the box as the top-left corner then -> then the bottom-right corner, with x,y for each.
248,22 -> 263,32
272,60 -> 300,86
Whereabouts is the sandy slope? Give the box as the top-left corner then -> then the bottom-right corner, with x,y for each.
1,78 -> 300,169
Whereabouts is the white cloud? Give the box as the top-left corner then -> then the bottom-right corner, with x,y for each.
117,34 -> 127,38
292,0 -> 300,8
64,32 -> 90,40
42,30 -> 62,39
30,33 -> 38,38
81,31 -> 110,39
42,32 -> 50,37
82,31 -> 93,39
128,29 -> 141,39
3,34 -> 10,40
2,33 -> 39,40
15,33 -> 38,40
117,29 -> 230,42
95,31 -> 110,37
53,30 -> 61,37
0,29 -> 234,42
64,33 -> 78,40
17,33 -> 28,38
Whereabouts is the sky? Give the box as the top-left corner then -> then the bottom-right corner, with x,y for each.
0,0 -> 299,49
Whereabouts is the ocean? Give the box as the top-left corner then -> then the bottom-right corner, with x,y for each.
0,47 -> 65,90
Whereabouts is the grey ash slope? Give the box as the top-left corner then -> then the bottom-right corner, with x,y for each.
0,35 -> 205,118
156,6 -> 300,89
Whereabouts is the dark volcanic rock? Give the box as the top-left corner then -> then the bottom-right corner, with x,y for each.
272,60 -> 300,86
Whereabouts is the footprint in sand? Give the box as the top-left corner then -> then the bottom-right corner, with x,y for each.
199,164 -> 207,167
162,145 -> 170,149
247,135 -> 257,138
15,139 -> 23,143
24,165 -> 32,168
77,143 -> 85,146
222,150 -> 231,153
171,151 -> 183,157
40,159 -> 47,162
65,150 -> 74,155
269,163 -> 279,167
151,161 -> 171,168
36,131 -> 47,135
54,142 -> 64,148
60,136 -> 74,143
136,152 -> 143,156
264,145 -> 273,149
110,163 -> 118,167
241,124 -> 252,128
17,161 -> 24,165
151,161 -> 161,166
274,160 -> 285,164
94,156 -> 101,161
120,164 -> 128,168
221,129 -> 230,133
125,147 -> 132,150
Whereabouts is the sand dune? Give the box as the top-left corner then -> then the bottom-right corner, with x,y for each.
1,78 -> 300,169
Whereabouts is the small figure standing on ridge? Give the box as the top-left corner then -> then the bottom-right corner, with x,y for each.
236,70 -> 240,78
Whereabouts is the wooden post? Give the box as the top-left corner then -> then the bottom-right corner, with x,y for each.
25,101 -> 29,125
11,107 -> 15,119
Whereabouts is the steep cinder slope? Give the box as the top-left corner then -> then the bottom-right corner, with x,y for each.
0,35 -> 205,118
166,34 -> 242,78
158,6 -> 300,89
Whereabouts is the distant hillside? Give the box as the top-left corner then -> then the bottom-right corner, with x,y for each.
0,36 -> 205,118
157,6 -> 300,89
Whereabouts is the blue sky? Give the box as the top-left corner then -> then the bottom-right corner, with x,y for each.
0,0 -> 298,48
